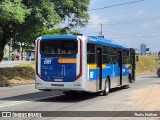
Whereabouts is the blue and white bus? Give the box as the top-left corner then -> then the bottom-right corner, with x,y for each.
35,35 -> 136,95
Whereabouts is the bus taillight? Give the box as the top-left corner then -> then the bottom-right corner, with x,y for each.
36,39 -> 42,79
75,38 -> 82,80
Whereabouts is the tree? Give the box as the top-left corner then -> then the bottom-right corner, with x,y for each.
0,0 -> 61,62
158,51 -> 160,59
0,0 -> 30,61
14,0 -> 61,55
53,0 -> 90,29
0,0 -> 90,62
44,28 -> 82,36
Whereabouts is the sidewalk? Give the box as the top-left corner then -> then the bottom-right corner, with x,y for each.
0,61 -> 34,68
129,83 -> 160,111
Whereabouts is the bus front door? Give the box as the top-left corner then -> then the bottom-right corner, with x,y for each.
117,51 -> 123,86
96,48 -> 102,90
130,49 -> 136,82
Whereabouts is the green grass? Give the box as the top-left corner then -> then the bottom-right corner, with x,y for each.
136,55 -> 159,74
0,64 -> 35,87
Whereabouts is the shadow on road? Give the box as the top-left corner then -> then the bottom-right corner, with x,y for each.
0,87 -> 125,103
140,75 -> 159,78
0,91 -> 62,101
36,87 -> 125,103
109,87 -> 125,94
37,92 -> 98,103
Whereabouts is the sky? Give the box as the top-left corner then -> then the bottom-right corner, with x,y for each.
77,0 -> 160,53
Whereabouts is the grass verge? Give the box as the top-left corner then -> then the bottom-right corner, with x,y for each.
136,55 -> 158,75
0,64 -> 34,87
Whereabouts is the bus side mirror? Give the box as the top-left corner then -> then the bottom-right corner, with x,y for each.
136,56 -> 139,62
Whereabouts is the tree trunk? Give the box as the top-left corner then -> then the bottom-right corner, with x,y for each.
0,22 -> 16,62
0,57 -> 2,62
0,42 -> 5,62
0,35 -> 10,62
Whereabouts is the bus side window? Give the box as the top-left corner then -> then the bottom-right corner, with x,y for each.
123,50 -> 130,64
103,46 -> 110,64
111,47 -> 117,64
110,55 -> 117,64
87,43 -> 96,63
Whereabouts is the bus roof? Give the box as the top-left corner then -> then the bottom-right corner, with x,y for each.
88,36 -> 129,50
41,35 -> 77,40
41,35 -> 129,50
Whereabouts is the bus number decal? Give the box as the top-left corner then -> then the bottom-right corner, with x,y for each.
44,59 -> 52,64
89,71 -> 94,79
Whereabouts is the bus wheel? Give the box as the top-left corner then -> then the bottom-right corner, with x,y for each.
129,74 -> 132,83
102,78 -> 110,96
63,91 -> 77,96
63,91 -> 71,95
124,84 -> 129,89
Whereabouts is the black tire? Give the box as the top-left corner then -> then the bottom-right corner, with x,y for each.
102,78 -> 110,96
63,91 -> 77,96
129,74 -> 132,83
124,84 -> 129,89
63,91 -> 70,95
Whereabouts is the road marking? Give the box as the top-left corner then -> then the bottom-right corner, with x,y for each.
0,101 -> 30,108
0,94 -> 64,108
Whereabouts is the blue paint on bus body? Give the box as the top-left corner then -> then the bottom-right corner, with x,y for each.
88,64 -> 130,81
41,55 -> 76,82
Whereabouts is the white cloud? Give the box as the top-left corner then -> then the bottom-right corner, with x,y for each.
133,10 -> 145,17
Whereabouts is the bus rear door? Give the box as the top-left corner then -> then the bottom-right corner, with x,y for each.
130,48 -> 136,82
117,51 -> 123,86
96,47 -> 102,90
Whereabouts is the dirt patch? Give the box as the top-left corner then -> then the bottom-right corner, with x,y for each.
9,79 -> 34,86
129,84 -> 160,111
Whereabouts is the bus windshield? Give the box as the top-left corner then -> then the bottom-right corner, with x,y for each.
40,40 -> 77,55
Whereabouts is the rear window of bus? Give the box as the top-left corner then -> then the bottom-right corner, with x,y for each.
40,40 -> 77,55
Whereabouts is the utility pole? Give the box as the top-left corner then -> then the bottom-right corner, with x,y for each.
100,23 -> 102,36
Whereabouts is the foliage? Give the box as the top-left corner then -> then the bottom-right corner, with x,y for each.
0,0 -> 30,24
44,28 -> 81,36
53,0 -> 90,29
0,0 -> 30,61
0,0 -> 90,62
13,0 -> 61,53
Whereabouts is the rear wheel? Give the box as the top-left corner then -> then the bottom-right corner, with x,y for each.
63,91 -> 70,95
102,78 -> 110,96
124,84 -> 129,89
63,91 -> 77,96
129,74 -> 132,83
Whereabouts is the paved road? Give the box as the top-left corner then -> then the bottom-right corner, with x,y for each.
0,61 -> 34,68
0,75 -> 160,120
